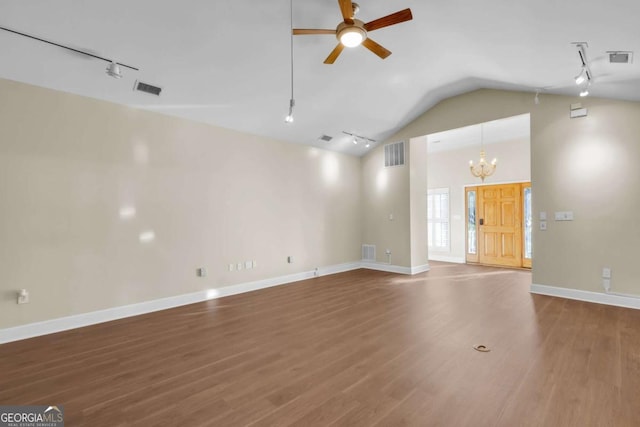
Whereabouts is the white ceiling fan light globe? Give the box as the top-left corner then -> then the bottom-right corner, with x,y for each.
337,23 -> 366,48
340,29 -> 364,47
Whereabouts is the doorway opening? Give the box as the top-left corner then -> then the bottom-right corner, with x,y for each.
425,113 -> 531,267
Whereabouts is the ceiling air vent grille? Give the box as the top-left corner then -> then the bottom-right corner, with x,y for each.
384,141 -> 405,167
607,51 -> 633,64
134,81 -> 162,96
319,134 -> 333,142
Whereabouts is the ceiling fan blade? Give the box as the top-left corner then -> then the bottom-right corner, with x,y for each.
338,0 -> 354,22
324,43 -> 345,64
364,8 -> 413,32
362,38 -> 391,59
293,29 -> 336,35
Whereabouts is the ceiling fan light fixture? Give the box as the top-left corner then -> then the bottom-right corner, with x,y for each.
338,26 -> 366,48
106,61 -> 123,79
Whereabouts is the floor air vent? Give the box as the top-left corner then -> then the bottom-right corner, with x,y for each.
134,81 -> 162,96
362,244 -> 376,262
384,141 -> 405,167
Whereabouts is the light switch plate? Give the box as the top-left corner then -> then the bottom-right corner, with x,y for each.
554,211 -> 574,221
570,108 -> 588,118
539,211 -> 547,221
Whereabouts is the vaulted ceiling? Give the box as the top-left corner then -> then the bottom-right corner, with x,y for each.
1,0 -> 638,156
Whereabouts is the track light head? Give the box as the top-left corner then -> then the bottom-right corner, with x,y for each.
579,88 -> 589,97
106,61 -> 123,79
574,69 -> 586,85
284,98 -> 295,123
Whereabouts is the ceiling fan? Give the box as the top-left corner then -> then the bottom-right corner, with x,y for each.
293,0 -> 413,64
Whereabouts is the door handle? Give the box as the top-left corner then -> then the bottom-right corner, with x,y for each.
479,218 -> 484,225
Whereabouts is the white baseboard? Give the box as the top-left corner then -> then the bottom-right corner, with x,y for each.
360,262 -> 409,274
428,255 -> 465,264
0,261 -> 431,344
318,262 -> 362,277
359,262 -> 430,275
530,283 -> 640,310
410,264 -> 430,274
0,262 -> 361,344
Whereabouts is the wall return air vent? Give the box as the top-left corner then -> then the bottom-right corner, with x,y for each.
134,80 -> 162,96
384,141 -> 405,167
362,244 -> 376,262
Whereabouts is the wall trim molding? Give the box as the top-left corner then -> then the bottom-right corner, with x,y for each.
530,283 -> 640,310
361,262 -> 407,274
0,261 -> 419,344
428,255 -> 465,264
410,264 -> 430,274
359,262 -> 430,275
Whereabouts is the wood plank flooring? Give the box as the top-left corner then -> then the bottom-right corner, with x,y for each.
1,262 -> 639,426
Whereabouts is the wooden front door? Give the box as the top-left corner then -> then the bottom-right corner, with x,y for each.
477,184 -> 522,267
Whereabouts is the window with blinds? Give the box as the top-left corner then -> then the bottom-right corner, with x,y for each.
428,188 -> 450,251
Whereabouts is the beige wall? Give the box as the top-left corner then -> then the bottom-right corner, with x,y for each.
363,89 -> 640,297
409,137 -> 429,267
428,135 -> 531,262
0,78 -> 362,329
4,81 -> 640,330
360,142 -> 411,266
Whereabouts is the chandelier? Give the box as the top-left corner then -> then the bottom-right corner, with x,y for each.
469,124 -> 497,182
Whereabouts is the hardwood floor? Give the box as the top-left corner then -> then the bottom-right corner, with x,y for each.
1,262 -> 639,426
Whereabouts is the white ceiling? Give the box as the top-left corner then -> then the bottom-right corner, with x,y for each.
1,1 -> 638,157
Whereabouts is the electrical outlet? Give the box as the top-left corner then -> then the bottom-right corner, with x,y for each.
540,221 -> 547,230
602,278 -> 611,292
